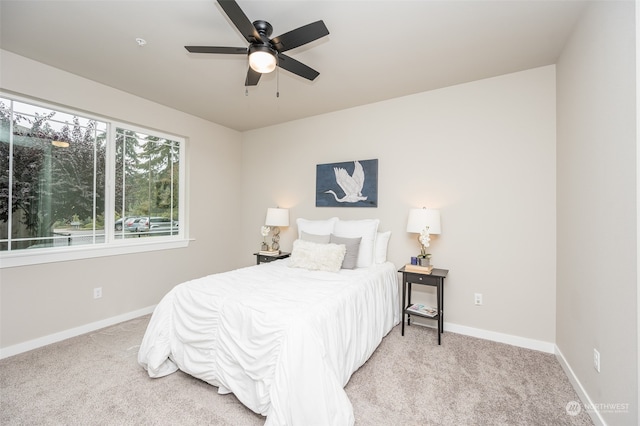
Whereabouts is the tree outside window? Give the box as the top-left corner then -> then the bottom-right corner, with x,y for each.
0,96 -> 182,254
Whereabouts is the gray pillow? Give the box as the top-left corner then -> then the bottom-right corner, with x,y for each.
330,234 -> 362,269
301,231 -> 331,244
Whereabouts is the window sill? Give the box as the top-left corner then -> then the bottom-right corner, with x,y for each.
0,238 -> 192,269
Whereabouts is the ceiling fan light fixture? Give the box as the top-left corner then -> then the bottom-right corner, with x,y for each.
248,45 -> 276,74
184,1 -> 329,86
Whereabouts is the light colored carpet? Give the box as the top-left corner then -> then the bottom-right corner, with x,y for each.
0,315 -> 593,425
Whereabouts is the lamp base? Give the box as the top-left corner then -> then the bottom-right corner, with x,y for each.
271,226 -> 281,251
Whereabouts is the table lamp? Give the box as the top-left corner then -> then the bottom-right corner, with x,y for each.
406,207 -> 441,265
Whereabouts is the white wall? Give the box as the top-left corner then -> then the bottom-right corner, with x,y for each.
0,50 -> 244,350
556,1 -> 638,425
241,65 -> 557,347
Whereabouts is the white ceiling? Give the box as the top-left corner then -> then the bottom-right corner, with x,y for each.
1,0 -> 587,131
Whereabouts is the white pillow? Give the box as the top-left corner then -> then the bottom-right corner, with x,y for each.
288,239 -> 346,273
333,219 -> 379,268
296,217 -> 338,239
374,231 -> 391,263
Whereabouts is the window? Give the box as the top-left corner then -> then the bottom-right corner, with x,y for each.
0,95 -> 186,267
114,127 -> 180,238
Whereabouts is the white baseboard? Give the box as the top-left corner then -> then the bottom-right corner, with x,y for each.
2,311 -> 554,359
555,346 -> 606,426
442,321 -> 556,353
0,305 -> 156,360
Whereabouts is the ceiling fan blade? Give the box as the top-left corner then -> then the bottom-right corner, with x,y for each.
245,67 -> 262,86
185,46 -> 246,54
277,53 -> 320,81
217,0 -> 261,43
271,20 -> 329,53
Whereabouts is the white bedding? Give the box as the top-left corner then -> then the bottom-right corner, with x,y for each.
138,259 -> 399,426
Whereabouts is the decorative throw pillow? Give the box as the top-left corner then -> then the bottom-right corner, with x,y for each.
300,231 -> 331,244
374,231 -> 391,264
288,239 -> 346,273
330,234 -> 362,269
333,219 -> 380,268
296,217 -> 338,239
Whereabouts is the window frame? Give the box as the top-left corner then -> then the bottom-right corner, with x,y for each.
0,93 -> 189,269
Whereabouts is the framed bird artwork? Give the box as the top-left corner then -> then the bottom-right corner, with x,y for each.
316,159 -> 378,207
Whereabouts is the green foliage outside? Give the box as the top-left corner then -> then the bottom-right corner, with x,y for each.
0,99 -> 179,250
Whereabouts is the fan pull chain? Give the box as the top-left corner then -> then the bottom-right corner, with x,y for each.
276,55 -> 280,98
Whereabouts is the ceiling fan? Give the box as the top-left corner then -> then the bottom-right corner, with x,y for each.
185,0 -> 329,87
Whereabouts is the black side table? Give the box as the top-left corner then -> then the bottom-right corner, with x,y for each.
398,266 -> 449,344
254,252 -> 291,265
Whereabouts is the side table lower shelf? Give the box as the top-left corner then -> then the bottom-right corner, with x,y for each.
403,306 -> 440,341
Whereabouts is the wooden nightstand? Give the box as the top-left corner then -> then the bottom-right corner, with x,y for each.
254,252 -> 291,265
398,265 -> 449,345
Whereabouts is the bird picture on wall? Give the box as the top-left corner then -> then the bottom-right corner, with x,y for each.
316,159 -> 378,207
326,161 -> 367,203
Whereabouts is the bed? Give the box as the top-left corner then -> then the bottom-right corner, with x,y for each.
138,218 -> 399,425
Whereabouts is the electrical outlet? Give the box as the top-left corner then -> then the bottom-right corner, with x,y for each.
93,287 -> 102,299
474,293 -> 482,305
593,349 -> 600,373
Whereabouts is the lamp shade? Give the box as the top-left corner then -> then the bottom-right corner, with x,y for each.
265,208 -> 289,227
406,208 -> 441,235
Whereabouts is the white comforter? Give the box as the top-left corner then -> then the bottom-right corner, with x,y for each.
138,259 -> 399,426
